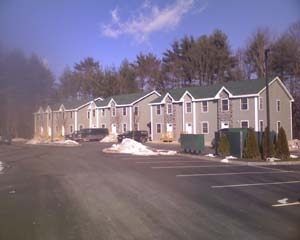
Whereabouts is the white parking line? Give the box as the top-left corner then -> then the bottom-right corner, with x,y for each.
177,170 -> 294,177
152,164 -> 240,169
136,160 -> 211,164
212,180 -> 300,188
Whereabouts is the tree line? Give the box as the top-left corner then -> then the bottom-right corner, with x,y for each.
0,22 -> 299,138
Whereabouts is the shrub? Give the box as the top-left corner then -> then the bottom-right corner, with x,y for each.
243,128 -> 260,159
262,127 -> 275,159
275,127 -> 290,161
218,133 -> 230,158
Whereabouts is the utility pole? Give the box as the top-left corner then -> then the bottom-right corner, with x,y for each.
265,49 -> 271,158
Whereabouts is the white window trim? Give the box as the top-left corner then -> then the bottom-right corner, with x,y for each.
221,98 -> 229,112
122,107 -> 127,116
259,97 -> 263,110
134,106 -> 139,116
259,120 -> 264,132
201,121 -> 209,134
277,121 -> 281,133
276,99 -> 281,112
167,103 -> 173,115
240,98 -> 249,111
240,120 -> 249,128
156,123 -> 162,134
201,101 -> 208,113
123,123 -> 127,132
112,107 -> 116,117
156,105 -> 161,115
185,102 -> 192,113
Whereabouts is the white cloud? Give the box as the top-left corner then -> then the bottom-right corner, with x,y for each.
101,0 -> 205,42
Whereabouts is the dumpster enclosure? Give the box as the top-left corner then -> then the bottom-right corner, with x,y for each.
214,128 -> 276,158
180,134 -> 204,154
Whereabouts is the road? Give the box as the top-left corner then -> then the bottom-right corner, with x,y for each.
0,142 -> 299,240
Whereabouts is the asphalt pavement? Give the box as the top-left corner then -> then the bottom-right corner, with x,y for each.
0,142 -> 299,240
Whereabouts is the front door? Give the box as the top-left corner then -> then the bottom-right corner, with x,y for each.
185,123 -> 192,134
111,123 -> 117,134
166,123 -> 173,133
221,121 -> 229,129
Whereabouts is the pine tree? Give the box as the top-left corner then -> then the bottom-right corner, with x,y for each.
218,133 -> 230,158
262,127 -> 275,159
275,127 -> 290,160
243,128 -> 260,159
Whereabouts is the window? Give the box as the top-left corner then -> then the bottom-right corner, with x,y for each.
49,113 -> 51,120
259,120 -> 264,132
134,106 -> 139,116
87,111 -> 90,119
186,102 -> 192,113
70,125 -> 73,133
70,112 -> 73,118
221,99 -> 229,111
123,123 -> 127,132
62,112 -> 65,119
276,100 -> 281,112
241,120 -> 249,128
122,107 -> 127,116
112,107 -> 116,117
79,125 -> 83,130
156,123 -> 162,133
156,105 -> 161,115
167,103 -> 172,115
92,109 -> 96,117
240,98 -> 248,110
201,101 -> 208,113
134,123 -> 139,130
101,109 -> 105,116
201,122 -> 209,134
101,124 -> 106,128
277,121 -> 281,133
259,97 -> 263,110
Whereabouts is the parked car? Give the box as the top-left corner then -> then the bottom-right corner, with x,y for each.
65,130 -> 82,142
66,128 -> 109,142
117,130 -> 148,143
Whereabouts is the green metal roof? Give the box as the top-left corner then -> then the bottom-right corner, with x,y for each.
96,91 -> 155,107
151,79 -> 269,104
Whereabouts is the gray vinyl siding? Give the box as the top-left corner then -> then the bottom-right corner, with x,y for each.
231,97 -> 256,128
261,80 -> 292,139
77,105 -> 90,130
195,100 -> 218,146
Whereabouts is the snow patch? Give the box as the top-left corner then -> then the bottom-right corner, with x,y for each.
103,138 -> 176,156
0,161 -> 3,174
290,154 -> 299,159
226,156 -> 237,159
205,153 -> 215,158
277,198 -> 288,204
266,157 -> 281,162
26,138 -> 79,146
220,159 -> 229,163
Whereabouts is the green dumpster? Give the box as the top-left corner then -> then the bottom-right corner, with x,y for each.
180,134 -> 204,154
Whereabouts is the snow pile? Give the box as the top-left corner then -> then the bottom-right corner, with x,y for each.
103,138 -> 176,156
100,134 -> 117,143
288,139 -> 300,151
0,161 -> 3,174
220,155 -> 237,163
290,154 -> 299,159
26,138 -> 79,146
205,153 -> 215,158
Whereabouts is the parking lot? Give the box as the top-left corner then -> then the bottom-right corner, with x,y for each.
0,142 -> 299,239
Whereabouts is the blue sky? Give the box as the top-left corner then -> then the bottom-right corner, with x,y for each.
0,0 -> 299,79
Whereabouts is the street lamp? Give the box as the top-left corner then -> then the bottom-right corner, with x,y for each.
265,49 -> 271,158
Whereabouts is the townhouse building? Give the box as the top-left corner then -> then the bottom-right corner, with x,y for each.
150,77 -> 294,145
94,91 -> 160,134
